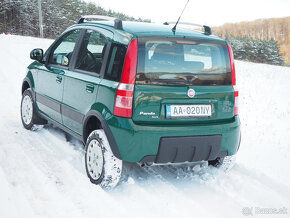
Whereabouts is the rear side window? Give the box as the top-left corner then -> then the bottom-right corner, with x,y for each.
136,38 -> 231,85
104,43 -> 126,82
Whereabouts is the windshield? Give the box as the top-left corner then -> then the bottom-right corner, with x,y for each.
136,38 -> 231,85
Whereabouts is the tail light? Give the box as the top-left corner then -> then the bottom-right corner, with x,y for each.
114,38 -> 138,118
227,44 -> 238,115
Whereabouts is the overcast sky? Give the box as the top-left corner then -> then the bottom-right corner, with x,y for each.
84,0 -> 290,26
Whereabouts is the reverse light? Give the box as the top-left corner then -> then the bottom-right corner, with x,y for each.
114,39 -> 138,118
233,85 -> 239,115
227,44 -> 239,115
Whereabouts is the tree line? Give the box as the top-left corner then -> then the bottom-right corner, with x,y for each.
0,0 -> 150,39
213,17 -> 290,66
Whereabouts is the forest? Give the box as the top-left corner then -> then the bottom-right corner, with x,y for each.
213,17 -> 290,65
0,0 -> 150,39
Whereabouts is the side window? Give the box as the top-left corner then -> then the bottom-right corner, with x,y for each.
75,30 -> 108,73
104,44 -> 126,82
48,29 -> 81,67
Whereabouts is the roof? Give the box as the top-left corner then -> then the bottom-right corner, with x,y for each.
76,20 -> 224,43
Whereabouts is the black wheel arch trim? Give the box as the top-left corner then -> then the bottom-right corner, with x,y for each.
83,110 -> 121,159
22,77 -> 38,103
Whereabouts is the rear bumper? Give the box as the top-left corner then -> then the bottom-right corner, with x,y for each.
107,116 -> 241,163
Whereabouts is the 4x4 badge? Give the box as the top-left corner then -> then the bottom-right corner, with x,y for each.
187,89 -> 195,98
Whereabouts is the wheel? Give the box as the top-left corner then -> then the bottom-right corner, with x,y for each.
209,155 -> 236,172
21,88 -> 46,130
85,129 -> 122,189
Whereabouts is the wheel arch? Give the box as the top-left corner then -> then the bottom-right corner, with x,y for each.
22,77 -> 33,93
82,110 -> 121,159
21,79 -> 47,126
22,77 -> 37,102
22,72 -> 36,99
22,80 -> 30,94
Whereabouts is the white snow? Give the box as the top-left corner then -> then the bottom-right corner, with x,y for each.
0,34 -> 289,218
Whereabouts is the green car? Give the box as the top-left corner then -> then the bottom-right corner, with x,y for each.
21,15 -> 241,188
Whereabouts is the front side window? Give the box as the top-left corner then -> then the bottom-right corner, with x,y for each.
48,29 -> 81,67
75,30 -> 108,73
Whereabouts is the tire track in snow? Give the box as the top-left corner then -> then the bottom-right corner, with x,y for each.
17,127 -> 133,218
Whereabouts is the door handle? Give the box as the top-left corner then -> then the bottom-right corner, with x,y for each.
86,84 -> 94,93
56,75 -> 62,83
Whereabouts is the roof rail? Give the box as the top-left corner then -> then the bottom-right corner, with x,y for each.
163,22 -> 212,35
78,15 -> 123,30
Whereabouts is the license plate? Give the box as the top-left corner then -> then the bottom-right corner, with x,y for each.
166,104 -> 212,118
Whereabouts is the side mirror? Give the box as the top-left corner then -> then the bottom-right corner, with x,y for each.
30,48 -> 43,62
56,54 -> 69,66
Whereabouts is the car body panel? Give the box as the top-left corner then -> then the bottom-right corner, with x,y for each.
62,71 -> 101,134
34,64 -> 66,123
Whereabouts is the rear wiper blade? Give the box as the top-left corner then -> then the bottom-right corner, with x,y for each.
155,76 -> 199,83
154,79 -> 189,83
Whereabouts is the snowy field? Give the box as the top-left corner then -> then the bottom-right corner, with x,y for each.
0,34 -> 289,218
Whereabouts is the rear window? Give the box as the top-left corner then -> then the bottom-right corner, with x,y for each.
136,38 -> 231,85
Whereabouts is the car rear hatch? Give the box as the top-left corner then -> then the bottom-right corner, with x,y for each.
131,37 -> 237,124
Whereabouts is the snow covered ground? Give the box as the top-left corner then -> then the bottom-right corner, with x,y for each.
0,34 -> 289,218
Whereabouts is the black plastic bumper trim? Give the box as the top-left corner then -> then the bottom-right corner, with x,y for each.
140,135 -> 223,164
62,104 -> 84,124
139,139 -> 226,164
83,110 -> 121,159
36,93 -> 61,113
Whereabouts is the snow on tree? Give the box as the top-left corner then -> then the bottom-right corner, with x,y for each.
226,36 -> 284,65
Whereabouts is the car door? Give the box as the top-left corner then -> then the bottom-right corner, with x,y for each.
61,28 -> 113,134
35,29 -> 81,124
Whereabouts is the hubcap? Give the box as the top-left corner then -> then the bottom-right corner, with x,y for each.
86,139 -> 104,180
21,95 -> 33,125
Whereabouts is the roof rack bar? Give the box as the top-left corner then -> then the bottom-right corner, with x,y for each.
114,19 -> 123,30
78,15 -> 123,30
163,21 -> 212,35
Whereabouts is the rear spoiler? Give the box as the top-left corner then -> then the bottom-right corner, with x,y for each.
163,22 -> 212,35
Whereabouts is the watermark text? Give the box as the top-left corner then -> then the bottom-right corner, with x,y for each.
242,207 -> 288,216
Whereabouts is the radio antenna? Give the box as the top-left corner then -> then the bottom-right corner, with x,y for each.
172,0 -> 189,33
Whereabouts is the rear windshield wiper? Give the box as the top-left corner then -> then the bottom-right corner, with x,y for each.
154,75 -> 199,83
154,79 -> 190,82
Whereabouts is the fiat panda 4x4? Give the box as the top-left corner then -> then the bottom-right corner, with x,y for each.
21,16 -> 241,188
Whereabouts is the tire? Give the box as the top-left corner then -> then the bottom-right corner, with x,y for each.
209,155 -> 236,172
85,129 -> 122,189
21,88 -> 46,131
